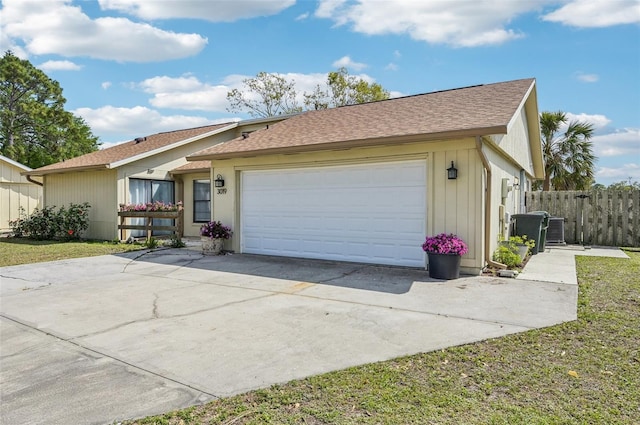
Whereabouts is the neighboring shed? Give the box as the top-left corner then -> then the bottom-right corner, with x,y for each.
188,78 -> 544,274
0,155 -> 42,232
25,116 -> 289,240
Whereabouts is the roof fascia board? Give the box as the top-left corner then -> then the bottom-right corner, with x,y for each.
24,164 -> 110,176
188,126 -> 508,161
503,79 -> 545,179
109,122 -> 239,169
236,113 -> 299,127
170,166 -> 210,175
1,154 -> 32,171
524,87 -> 545,179
505,79 -> 535,133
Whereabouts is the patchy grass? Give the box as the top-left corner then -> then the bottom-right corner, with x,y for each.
126,250 -> 640,425
0,238 -> 145,267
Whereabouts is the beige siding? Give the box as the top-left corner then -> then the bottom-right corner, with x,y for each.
430,146 -> 484,271
484,143 -> 525,254
0,159 -> 42,230
210,138 -> 485,273
490,106 -> 536,178
44,170 -> 117,240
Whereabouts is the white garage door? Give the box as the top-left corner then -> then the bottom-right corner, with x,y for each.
241,161 -> 426,267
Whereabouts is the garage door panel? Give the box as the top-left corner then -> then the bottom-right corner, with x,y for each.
241,161 -> 426,267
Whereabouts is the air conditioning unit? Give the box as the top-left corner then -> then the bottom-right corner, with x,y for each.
546,217 -> 566,245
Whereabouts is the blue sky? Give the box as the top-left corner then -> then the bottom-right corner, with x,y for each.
1,0 -> 639,185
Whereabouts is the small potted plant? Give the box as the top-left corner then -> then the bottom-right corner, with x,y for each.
421,233 -> 469,279
499,235 -> 535,263
200,221 -> 232,255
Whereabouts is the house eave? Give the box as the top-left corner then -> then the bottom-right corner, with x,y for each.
170,167 -> 210,175
187,126 -> 508,161
0,154 -> 32,171
109,122 -> 239,169
23,164 -> 111,177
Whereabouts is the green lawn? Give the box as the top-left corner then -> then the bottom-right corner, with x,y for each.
0,238 -> 144,267
126,250 -> 639,425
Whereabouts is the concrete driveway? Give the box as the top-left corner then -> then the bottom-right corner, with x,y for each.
1,248 -> 577,425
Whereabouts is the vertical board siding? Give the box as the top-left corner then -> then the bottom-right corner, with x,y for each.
526,190 -> 640,247
431,148 -> 480,263
45,170 -> 117,240
0,183 -> 42,230
0,160 -> 42,230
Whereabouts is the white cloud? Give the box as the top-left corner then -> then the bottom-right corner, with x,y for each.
385,63 -> 398,71
295,12 -> 310,21
101,81 -> 112,90
1,0 -> 207,62
592,128 -> 640,157
315,0 -> 544,47
74,105 -> 230,138
543,0 -> 640,27
332,55 -> 368,71
597,163 -> 640,182
38,60 -> 82,71
393,50 -> 401,58
137,75 -> 230,111
565,112 -> 612,129
575,72 -> 599,83
136,71 -> 381,113
98,0 -> 295,22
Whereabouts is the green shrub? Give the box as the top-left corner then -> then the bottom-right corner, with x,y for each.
9,203 -> 91,241
165,236 -> 186,248
492,244 -> 522,268
144,237 -> 159,249
508,235 -> 535,250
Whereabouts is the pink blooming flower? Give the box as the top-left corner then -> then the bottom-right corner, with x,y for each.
200,221 -> 232,239
421,233 -> 468,256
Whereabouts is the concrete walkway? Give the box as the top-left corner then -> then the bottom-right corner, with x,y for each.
0,245 -> 626,425
517,245 -> 629,284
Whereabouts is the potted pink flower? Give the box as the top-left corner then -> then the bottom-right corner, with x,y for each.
200,221 -> 232,255
421,233 -> 468,279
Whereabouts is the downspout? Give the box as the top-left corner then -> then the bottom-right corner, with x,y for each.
26,174 -> 43,187
519,168 -> 526,213
475,136 -> 507,270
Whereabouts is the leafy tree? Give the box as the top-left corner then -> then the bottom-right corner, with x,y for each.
0,51 -> 99,168
606,179 -> 640,190
303,67 -> 390,110
227,71 -> 303,118
226,68 -> 390,118
537,111 -> 596,191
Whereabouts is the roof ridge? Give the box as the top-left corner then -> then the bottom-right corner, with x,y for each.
154,122 -> 233,136
332,77 -> 534,110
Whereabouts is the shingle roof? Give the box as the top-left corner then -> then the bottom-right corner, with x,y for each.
171,160 -> 211,174
28,123 -> 235,175
189,78 -> 536,160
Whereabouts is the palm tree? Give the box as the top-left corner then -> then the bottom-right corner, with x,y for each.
539,111 -> 596,191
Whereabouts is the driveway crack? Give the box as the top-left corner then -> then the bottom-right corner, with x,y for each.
70,293 -> 276,339
152,293 -> 160,318
0,315 -> 219,399
316,266 -> 367,284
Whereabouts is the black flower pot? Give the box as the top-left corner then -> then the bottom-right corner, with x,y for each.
427,252 -> 462,280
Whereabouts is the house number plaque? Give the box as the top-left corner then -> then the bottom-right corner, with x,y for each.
217,188 -> 227,195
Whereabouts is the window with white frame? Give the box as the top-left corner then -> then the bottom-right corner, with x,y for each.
193,179 -> 211,223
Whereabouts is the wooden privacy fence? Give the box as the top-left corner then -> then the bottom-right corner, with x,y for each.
525,190 -> 640,247
118,208 -> 183,241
